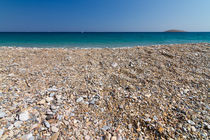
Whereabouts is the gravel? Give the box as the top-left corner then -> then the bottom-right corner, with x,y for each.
0,43 -> 209,139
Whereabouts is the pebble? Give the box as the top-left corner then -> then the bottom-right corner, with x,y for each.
76,97 -> 83,103
51,126 -> 59,133
14,121 -> 22,128
38,99 -> 45,105
55,95 -> 62,100
50,132 -> 59,140
0,129 -> 4,137
48,88 -> 58,92
153,116 -> 158,121
203,122 -> 210,130
46,97 -> 54,103
101,125 -> 110,131
22,133 -> 34,140
128,124 -> 132,130
44,120 -> 51,128
145,93 -> 151,98
85,135 -> 91,140
111,136 -> 117,140
19,111 -> 30,121
50,105 -> 57,110
0,110 -> 6,118
50,93 -> 55,97
111,62 -> 118,67
144,118 -> 151,122
191,126 -> 196,132
187,120 -> 195,125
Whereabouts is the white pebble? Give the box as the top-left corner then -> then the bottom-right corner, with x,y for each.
19,111 -> 30,121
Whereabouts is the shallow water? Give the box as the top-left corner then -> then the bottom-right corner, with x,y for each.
0,32 -> 210,48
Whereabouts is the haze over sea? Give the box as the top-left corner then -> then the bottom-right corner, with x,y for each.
0,32 -> 210,48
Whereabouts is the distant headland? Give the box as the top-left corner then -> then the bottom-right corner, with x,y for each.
165,29 -> 186,32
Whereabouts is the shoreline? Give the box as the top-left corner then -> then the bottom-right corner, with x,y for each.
0,42 -> 210,50
0,43 -> 209,139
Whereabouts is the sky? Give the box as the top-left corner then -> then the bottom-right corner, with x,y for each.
0,0 -> 210,32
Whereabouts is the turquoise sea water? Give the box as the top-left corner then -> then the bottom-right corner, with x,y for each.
0,32 -> 210,48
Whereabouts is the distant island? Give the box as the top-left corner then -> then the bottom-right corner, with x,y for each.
165,29 -> 186,32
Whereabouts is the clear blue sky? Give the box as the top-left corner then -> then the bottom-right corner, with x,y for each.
0,0 -> 209,32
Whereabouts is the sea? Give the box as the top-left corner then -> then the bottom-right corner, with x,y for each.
0,32 -> 210,48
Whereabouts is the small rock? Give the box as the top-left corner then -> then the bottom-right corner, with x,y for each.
0,110 -> 6,118
191,126 -> 196,132
50,105 -> 57,110
203,122 -> 210,130
111,136 -> 117,140
101,125 -> 110,131
76,97 -> 83,103
183,89 -> 189,94
119,105 -> 123,109
48,88 -> 58,92
158,127 -> 164,133
50,93 -> 55,97
85,135 -> 91,140
0,129 -> 4,137
44,120 -> 51,128
51,126 -> 59,133
19,111 -> 30,121
153,116 -> 158,121
128,124 -> 132,130
46,114 -> 54,120
145,93 -> 151,98
111,62 -> 118,68
103,133 -> 111,140
22,133 -> 34,140
14,121 -> 22,128
46,97 -> 54,103
201,132 -> 207,138
8,124 -> 14,130
55,95 -> 62,100
144,118 -> 151,122
187,120 -> 195,125
50,132 -> 59,140
117,134 -> 123,140
38,99 -> 45,105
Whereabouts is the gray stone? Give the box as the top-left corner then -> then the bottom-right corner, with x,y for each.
50,93 -> 55,97
153,116 -> 158,121
8,124 -> 14,130
0,129 -> 4,137
48,88 -> 58,92
22,133 -> 34,140
51,126 -> 59,132
50,105 -> 57,110
0,110 -> 6,118
187,120 -> 195,125
128,124 -> 132,130
46,97 -> 54,103
191,126 -> 196,132
203,122 -> 210,130
101,125 -> 110,131
14,121 -> 22,128
44,120 -> 50,128
144,118 -> 151,122
76,97 -> 83,103
111,62 -> 118,68
19,111 -> 30,121
55,95 -> 62,100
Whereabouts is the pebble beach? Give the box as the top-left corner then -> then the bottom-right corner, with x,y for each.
0,43 -> 209,139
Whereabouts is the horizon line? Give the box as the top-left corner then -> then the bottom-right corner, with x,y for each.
0,31 -> 210,33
